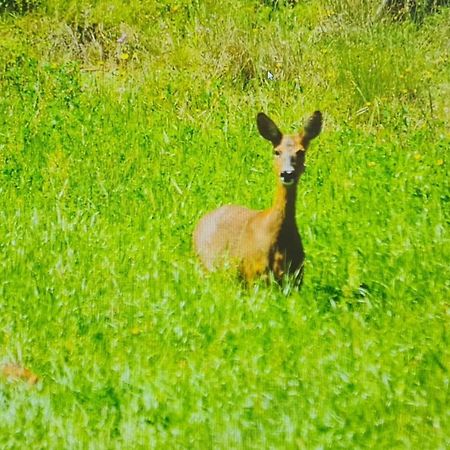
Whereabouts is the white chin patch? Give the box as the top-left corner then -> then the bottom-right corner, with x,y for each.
281,178 -> 294,186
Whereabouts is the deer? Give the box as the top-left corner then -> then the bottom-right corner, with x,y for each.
193,111 -> 322,285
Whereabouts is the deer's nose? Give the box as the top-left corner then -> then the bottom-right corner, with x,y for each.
280,170 -> 295,185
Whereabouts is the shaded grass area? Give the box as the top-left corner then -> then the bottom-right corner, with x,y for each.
0,0 -> 449,448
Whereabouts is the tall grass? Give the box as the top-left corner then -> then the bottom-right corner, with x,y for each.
0,1 -> 449,448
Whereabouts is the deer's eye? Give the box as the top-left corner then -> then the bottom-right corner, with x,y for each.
274,150 -> 281,157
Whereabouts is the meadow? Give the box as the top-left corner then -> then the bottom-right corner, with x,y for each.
0,0 -> 449,448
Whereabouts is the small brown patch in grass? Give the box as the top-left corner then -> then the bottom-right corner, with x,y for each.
1,363 -> 39,385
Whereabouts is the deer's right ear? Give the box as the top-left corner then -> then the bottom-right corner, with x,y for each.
300,111 -> 322,148
257,113 -> 282,147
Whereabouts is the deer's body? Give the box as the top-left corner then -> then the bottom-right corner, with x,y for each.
193,184 -> 304,282
193,111 -> 322,284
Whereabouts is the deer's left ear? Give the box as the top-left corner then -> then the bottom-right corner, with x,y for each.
300,111 -> 322,149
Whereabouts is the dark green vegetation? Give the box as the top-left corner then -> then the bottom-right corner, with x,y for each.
0,1 -> 449,448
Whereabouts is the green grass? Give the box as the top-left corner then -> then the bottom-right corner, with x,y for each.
0,0 -> 449,448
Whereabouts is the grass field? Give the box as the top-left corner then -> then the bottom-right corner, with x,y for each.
0,0 -> 449,448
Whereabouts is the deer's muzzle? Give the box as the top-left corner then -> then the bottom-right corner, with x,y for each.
280,170 -> 295,186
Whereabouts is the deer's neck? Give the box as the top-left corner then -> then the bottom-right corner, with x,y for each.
269,182 -> 298,229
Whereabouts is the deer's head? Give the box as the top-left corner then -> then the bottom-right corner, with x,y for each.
257,111 -> 322,187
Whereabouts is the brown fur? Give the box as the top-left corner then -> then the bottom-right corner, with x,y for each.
193,111 -> 322,284
1,363 -> 39,385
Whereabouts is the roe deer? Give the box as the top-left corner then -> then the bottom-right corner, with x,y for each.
193,111 -> 322,284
